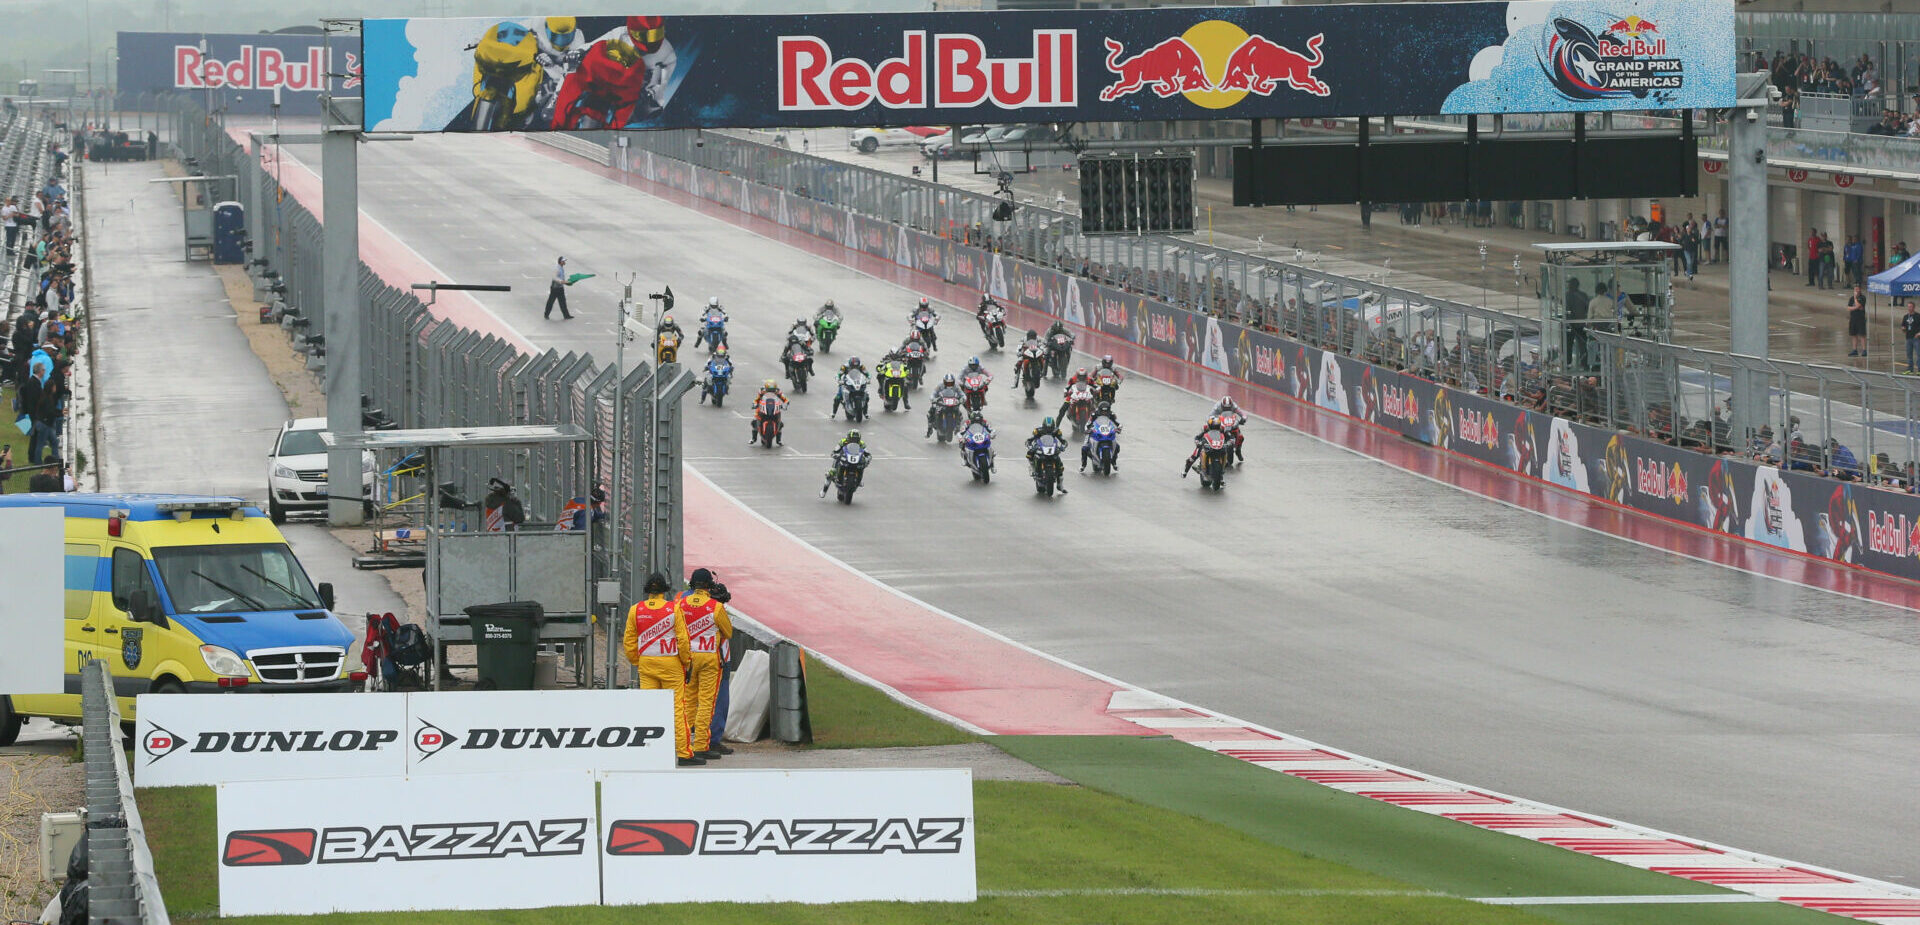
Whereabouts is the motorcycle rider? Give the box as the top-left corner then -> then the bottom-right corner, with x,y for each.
1183,416 -> 1233,477
748,378 -> 787,446
1058,366 -> 1096,423
699,344 -> 732,404
786,316 -> 814,349
1081,400 -> 1122,472
876,351 -> 911,410
1045,319 -> 1074,346
900,330 -> 930,384
529,16 -> 586,127
781,331 -> 814,379
1092,355 -> 1123,401
961,409 -> 995,471
815,299 -> 840,322
820,429 -> 870,497
910,297 -> 941,351
656,312 -> 684,356
1025,416 -> 1069,494
832,356 -> 866,418
1211,395 -> 1246,462
697,296 -> 728,349
927,373 -> 965,438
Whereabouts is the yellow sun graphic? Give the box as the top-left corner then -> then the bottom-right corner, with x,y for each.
1179,20 -> 1251,110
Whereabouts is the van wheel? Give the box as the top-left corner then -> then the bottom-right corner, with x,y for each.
268,498 -> 286,524
150,679 -> 185,695
0,696 -> 21,747
859,137 -> 878,153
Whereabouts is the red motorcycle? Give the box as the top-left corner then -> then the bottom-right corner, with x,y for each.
1063,381 -> 1095,433
754,393 -> 786,448
1216,409 -> 1246,464
960,369 -> 992,412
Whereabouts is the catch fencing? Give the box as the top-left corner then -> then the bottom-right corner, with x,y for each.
82,659 -> 170,924
169,102 -> 683,681
608,126 -> 1920,584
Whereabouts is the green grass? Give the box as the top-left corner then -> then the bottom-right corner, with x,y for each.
801,655 -> 980,749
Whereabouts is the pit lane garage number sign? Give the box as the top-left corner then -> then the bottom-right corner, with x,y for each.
360,0 -> 1733,133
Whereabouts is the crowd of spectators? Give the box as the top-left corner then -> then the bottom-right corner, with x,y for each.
1755,48 -> 1920,134
0,125 -> 78,495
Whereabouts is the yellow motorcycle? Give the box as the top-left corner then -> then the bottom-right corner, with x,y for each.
656,325 -> 683,365
465,22 -> 542,131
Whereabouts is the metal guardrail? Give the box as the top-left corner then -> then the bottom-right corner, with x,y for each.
80,660 -> 170,925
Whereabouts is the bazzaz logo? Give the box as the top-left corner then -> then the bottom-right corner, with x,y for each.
222,820 -> 589,866
142,725 -> 398,763
606,818 -> 967,857
412,720 -> 666,760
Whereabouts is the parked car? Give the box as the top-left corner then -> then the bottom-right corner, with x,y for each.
266,417 -> 375,523
848,126 -> 942,153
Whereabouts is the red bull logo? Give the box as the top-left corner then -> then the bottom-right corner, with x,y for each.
1867,511 -> 1920,557
1458,408 -> 1500,450
1606,16 -> 1659,38
1100,21 -> 1329,108
778,30 -> 1077,112
1380,383 -> 1419,424
1633,458 -> 1688,503
174,45 -> 345,92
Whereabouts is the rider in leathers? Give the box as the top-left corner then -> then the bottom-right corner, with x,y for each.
831,356 -> 866,419
1057,367 -> 1096,424
876,351 -> 912,410
748,379 -> 787,446
1081,401 -> 1122,472
926,374 -> 965,438
820,429 -> 870,496
1026,416 -> 1069,494
1183,416 -> 1233,477
1210,395 -> 1246,462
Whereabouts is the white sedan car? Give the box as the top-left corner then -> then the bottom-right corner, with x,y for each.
848,125 -> 943,153
266,417 -> 375,523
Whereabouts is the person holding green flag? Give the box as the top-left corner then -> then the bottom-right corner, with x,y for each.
545,255 -> 576,320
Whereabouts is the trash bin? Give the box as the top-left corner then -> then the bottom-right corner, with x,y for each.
464,601 -> 544,691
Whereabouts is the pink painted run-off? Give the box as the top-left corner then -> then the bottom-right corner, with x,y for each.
514,135 -> 1920,614
225,125 -> 532,351
681,471 -> 1145,735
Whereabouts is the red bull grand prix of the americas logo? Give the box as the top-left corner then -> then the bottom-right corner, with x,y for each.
1101,21 -> 1328,107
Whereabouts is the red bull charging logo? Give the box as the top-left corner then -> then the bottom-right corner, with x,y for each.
1100,21 -> 1328,109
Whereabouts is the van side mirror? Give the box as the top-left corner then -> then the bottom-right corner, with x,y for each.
317,582 -> 335,611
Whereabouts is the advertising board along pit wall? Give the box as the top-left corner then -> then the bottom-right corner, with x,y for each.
614,141 -> 1920,589
134,689 -> 675,787
360,0 -> 1733,133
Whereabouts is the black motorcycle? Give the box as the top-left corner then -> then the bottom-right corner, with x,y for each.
838,368 -> 871,423
1016,343 -> 1045,401
978,302 -> 1007,350
1191,430 -> 1231,491
928,392 -> 965,443
1030,434 -> 1066,498
1046,331 -> 1075,379
830,442 -> 871,504
783,340 -> 813,393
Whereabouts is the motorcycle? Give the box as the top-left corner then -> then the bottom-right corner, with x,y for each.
1030,434 -> 1066,497
815,308 -> 842,353
1092,369 -> 1122,405
700,356 -> 733,407
656,328 -> 682,365
830,442 -> 870,504
912,307 -> 940,351
1046,331 -> 1075,379
929,392 -> 965,443
978,303 -> 1007,350
880,369 -> 909,412
1016,343 -> 1046,401
754,393 -> 785,449
464,24 -> 541,132
902,345 -> 928,391
783,340 -> 813,393
959,370 -> 991,412
1085,415 -> 1119,476
1217,409 -> 1246,464
1063,382 -> 1095,434
838,368 -> 871,423
1193,430 -> 1231,491
698,310 -> 728,351
961,422 -> 994,483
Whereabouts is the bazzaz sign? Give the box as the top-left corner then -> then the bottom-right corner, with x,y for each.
607,818 -> 967,856
224,819 -> 589,866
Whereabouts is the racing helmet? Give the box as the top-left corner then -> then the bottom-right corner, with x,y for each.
847,356 -> 862,368
908,330 -> 923,342
1207,415 -> 1222,428
627,15 -> 666,53
1095,401 -> 1112,415
943,373 -> 957,386
918,297 -> 930,308
1101,355 -> 1114,368
846,429 -> 861,443
822,299 -> 835,310
713,344 -> 728,357
966,356 -> 982,369
795,317 -> 807,328
968,409 -> 987,423
763,378 -> 777,390
708,296 -> 720,307
1076,366 -> 1089,378
1041,416 -> 1056,429
1026,329 -> 1038,339
1220,395 -> 1237,410
545,17 -> 579,49
661,314 -> 674,326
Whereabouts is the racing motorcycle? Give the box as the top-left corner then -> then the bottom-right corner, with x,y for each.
698,308 -> 728,351
656,327 -> 682,365
1190,430 -> 1232,491
1016,342 -> 1046,401
928,391 -> 965,443
1092,368 -> 1122,405
911,306 -> 940,351
464,23 -> 542,132
879,364 -> 910,413
815,306 -> 842,353
902,343 -> 929,391
959,369 -> 992,412
961,421 -> 994,483
782,338 -> 813,393
1217,408 -> 1247,464
1063,382 -> 1096,434
829,442 -> 871,504
1029,434 -> 1066,498
700,354 -> 733,407
838,368 -> 871,423
753,393 -> 785,449
1085,415 -> 1120,476
1046,330 -> 1076,379
978,300 -> 1007,350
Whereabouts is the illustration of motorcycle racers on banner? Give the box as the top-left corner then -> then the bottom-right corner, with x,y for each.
405,15 -> 688,132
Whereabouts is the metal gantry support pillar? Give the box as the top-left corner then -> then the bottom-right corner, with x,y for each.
1727,73 -> 1773,443
322,94 -> 365,525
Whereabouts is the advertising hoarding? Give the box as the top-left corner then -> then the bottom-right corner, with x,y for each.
0,508 -> 64,696
217,772 -> 600,916
405,689 -> 675,774
361,0 -> 1734,133
134,693 -> 406,787
599,768 -> 976,904
115,31 -> 363,116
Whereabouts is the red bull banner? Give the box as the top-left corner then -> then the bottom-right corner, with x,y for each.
361,1 -> 1733,133
116,31 -> 362,116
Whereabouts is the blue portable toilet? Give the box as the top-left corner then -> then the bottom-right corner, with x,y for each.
212,201 -> 246,264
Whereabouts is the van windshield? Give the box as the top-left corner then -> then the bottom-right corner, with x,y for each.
151,543 -> 323,613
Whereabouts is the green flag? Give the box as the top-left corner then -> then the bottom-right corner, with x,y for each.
566,272 -> 596,285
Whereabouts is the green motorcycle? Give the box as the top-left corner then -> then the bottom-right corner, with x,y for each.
814,303 -> 843,353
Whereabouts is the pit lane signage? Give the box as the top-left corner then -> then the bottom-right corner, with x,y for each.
218,772 -> 600,916
599,768 -> 976,903
360,0 -> 1733,133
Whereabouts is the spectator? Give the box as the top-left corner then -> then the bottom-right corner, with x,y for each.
1712,209 -> 1728,264
1753,425 -> 1780,463
27,464 -> 60,493
1847,285 -> 1869,356
1902,302 -> 1920,373
1828,439 -> 1862,481
0,446 -> 11,493
1844,235 -> 1864,288
1807,228 -> 1822,286
0,196 -> 17,254
1819,232 -> 1837,289
1679,218 -> 1700,280
17,344 -> 60,464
